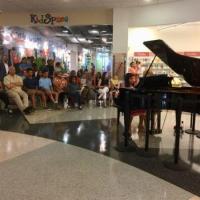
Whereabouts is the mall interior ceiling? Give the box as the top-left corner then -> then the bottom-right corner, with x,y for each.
7,25 -> 113,51
0,0 -> 183,12
33,25 -> 113,50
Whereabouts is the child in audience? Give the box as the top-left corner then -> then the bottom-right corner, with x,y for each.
39,70 -> 59,108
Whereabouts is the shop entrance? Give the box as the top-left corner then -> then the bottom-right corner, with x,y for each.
0,25 -> 113,73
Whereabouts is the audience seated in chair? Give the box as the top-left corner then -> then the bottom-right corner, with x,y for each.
23,68 -> 47,109
97,72 -> 110,107
53,72 -> 68,104
4,66 -> 33,115
39,70 -> 59,108
66,76 -> 82,110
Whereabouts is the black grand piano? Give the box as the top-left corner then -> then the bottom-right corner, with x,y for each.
116,39 -> 200,168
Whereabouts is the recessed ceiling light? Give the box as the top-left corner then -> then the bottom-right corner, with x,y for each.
88,29 -> 99,35
87,40 -> 93,44
62,30 -> 69,33
102,37 -> 107,43
77,37 -> 86,42
71,37 -> 79,43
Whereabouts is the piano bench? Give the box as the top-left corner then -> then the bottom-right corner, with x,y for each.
116,106 -> 146,126
131,110 -> 146,116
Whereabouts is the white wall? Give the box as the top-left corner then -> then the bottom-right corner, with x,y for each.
113,0 -> 200,53
127,0 -> 200,27
128,22 -> 200,56
113,8 -> 129,53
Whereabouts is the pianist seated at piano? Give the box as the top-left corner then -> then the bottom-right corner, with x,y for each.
124,73 -> 139,88
123,73 -> 146,133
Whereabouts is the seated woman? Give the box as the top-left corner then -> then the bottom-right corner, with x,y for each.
80,71 -> 97,104
124,73 -> 145,134
53,72 -> 68,104
66,76 -> 82,110
97,72 -> 110,107
110,75 -> 120,105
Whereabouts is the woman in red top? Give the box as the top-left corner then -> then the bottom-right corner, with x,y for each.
128,61 -> 139,74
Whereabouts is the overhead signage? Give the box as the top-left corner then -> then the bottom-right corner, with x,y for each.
30,13 -> 68,25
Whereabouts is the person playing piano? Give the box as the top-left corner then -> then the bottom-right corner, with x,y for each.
123,73 -> 145,135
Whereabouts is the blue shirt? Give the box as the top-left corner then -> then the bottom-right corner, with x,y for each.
39,77 -> 52,90
23,77 -> 38,89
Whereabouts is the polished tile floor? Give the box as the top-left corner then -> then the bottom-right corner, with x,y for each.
0,107 -> 200,199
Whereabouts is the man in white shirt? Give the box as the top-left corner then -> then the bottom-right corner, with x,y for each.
4,66 -> 31,114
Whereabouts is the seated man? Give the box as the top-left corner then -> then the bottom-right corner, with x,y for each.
39,70 -> 59,108
4,66 -> 32,115
0,81 -> 12,113
23,68 -> 47,109
67,76 -> 82,109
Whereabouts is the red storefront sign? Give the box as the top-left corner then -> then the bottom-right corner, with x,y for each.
184,52 -> 200,57
134,52 -> 200,57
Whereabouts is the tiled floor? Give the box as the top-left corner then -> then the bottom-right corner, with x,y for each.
0,139 -> 196,200
0,107 -> 200,199
0,131 -> 54,162
24,106 -> 117,124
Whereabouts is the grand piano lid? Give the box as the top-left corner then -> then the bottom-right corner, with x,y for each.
143,39 -> 200,87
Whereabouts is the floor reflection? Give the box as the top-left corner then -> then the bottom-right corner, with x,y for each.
0,110 -> 200,196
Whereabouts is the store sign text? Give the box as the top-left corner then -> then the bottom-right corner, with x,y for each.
30,13 -> 68,25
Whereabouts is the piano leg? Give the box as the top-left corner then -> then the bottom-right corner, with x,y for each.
174,104 -> 182,164
124,111 -> 130,147
136,95 -> 158,157
115,91 -> 136,152
164,98 -> 190,171
145,106 -> 151,152
145,94 -> 152,152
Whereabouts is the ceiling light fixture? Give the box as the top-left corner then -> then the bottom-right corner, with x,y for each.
62,30 -> 69,33
77,37 -> 86,42
71,37 -> 79,43
87,40 -> 93,44
88,29 -> 99,35
102,37 -> 107,43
